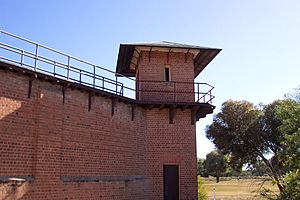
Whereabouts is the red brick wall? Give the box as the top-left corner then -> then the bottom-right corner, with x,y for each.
145,109 -> 198,200
137,51 -> 195,102
0,70 -> 148,199
0,63 -> 198,200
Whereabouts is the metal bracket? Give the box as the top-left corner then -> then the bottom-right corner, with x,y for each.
28,79 -> 33,98
131,104 -> 135,121
191,108 -> 196,125
62,85 -> 66,104
88,93 -> 92,111
111,99 -> 116,116
167,48 -> 172,63
169,105 -> 175,124
185,49 -> 190,63
148,47 -> 152,62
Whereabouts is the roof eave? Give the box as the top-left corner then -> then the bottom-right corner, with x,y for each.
116,44 -> 135,76
194,48 -> 222,77
116,43 -> 222,77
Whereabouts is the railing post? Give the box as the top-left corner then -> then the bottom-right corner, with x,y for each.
53,61 -> 56,76
102,77 -> 105,90
20,50 -> 24,66
93,65 -> 96,88
197,83 -> 200,102
79,70 -> 82,83
115,76 -> 118,94
121,83 -> 124,96
34,44 -> 39,71
67,56 -> 70,80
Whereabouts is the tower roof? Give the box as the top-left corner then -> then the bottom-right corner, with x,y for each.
116,41 -> 221,77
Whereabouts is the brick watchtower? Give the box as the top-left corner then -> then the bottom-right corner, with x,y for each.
116,42 -> 221,200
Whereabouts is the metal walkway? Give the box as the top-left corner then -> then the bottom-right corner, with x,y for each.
0,30 -> 214,103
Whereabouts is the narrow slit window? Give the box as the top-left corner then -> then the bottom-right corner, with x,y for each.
164,65 -> 171,82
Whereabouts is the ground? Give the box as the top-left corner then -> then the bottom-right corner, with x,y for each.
199,177 -> 279,200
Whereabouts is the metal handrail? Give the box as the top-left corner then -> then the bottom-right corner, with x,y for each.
0,30 -> 134,80
0,30 -> 214,103
137,80 -> 214,103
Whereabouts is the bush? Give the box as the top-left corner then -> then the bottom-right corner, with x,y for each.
278,170 -> 300,200
198,176 -> 208,200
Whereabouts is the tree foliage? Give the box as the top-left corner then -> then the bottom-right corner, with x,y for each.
204,150 -> 226,183
205,87 -> 300,198
277,170 -> 300,200
247,160 -> 270,176
205,100 -> 289,192
197,158 -> 207,177
275,99 -> 300,199
206,97 -> 300,199
223,154 -> 242,177
261,100 -> 300,199
206,100 -> 263,167
284,85 -> 300,103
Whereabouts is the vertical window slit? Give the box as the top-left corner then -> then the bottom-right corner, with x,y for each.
164,66 -> 171,82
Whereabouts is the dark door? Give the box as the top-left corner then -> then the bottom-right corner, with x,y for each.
163,165 -> 179,200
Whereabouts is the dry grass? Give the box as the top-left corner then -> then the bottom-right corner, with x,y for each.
202,177 -> 279,200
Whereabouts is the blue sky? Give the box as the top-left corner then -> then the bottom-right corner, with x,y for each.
1,0 -> 300,158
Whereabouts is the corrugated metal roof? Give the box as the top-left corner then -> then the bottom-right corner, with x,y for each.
122,41 -> 218,50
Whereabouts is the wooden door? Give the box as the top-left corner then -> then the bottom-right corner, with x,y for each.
163,165 -> 179,200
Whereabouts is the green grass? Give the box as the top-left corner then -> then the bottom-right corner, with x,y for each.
199,177 -> 279,200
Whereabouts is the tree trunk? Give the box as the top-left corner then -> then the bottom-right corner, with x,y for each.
216,171 -> 220,183
259,154 -> 284,193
